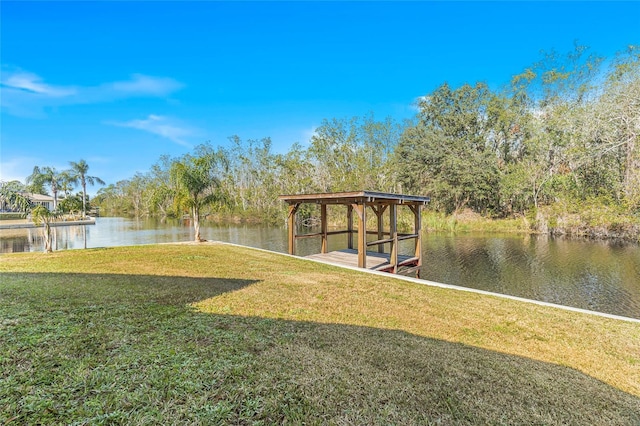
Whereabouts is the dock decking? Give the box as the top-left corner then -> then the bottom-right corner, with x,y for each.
306,249 -> 418,273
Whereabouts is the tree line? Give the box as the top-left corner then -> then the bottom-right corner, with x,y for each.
2,159 -> 104,219
397,45 -> 640,220
7,45 -> 638,239
93,113 -> 402,225
95,46 -> 639,236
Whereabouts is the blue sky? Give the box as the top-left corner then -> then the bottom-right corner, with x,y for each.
1,1 -> 639,194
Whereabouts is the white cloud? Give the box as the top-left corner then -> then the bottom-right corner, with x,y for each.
2,71 -> 76,97
0,156 -> 69,184
411,95 -> 429,112
301,125 -> 318,145
0,157 -> 32,183
0,67 -> 184,117
110,115 -> 195,147
109,74 -> 182,96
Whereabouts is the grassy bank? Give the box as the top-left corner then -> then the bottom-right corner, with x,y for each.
1,244 -> 639,424
0,213 -> 27,221
423,206 -> 640,243
423,210 -> 529,234
535,201 -> 640,242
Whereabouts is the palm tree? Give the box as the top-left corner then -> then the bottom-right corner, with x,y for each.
0,181 -> 32,214
31,205 -> 60,253
170,149 -> 226,242
26,166 -> 63,210
59,170 -> 77,198
69,160 -> 105,218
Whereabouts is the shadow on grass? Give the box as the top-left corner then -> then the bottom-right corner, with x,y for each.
0,272 -> 260,305
228,316 -> 640,424
1,272 -> 639,424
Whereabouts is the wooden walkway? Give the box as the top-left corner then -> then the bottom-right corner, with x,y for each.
306,249 -> 418,273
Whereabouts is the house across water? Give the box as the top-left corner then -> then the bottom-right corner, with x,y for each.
279,191 -> 430,275
1,193 -> 55,212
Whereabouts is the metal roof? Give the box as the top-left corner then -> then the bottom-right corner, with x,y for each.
23,193 -> 55,202
279,191 -> 430,205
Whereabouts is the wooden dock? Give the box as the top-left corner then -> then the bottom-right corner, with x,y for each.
306,249 -> 419,273
279,191 -> 430,274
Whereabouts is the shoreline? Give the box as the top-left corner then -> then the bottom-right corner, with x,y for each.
93,211 -> 640,244
0,217 -> 96,230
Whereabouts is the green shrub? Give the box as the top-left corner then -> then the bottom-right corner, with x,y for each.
0,212 -> 27,220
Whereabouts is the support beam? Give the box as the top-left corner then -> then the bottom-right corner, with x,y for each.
371,205 -> 388,253
287,203 -> 299,255
321,203 -> 328,254
390,203 -> 398,273
409,204 -> 422,266
347,204 -> 353,250
366,237 -> 394,247
352,203 -> 367,268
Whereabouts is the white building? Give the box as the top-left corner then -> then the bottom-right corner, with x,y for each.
24,193 -> 55,210
27,193 -> 55,210
0,192 -> 58,212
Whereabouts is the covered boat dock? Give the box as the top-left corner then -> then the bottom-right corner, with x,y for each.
278,191 -> 430,274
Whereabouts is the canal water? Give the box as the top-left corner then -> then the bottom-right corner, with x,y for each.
1,217 -> 639,319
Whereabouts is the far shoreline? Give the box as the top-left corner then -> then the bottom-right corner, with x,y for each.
0,217 -> 96,230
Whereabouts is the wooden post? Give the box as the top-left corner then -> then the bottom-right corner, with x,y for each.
287,203 -> 299,255
352,203 -> 366,268
410,204 -> 422,266
347,204 -> 353,250
390,203 -> 398,273
321,203 -> 328,254
373,205 -> 388,253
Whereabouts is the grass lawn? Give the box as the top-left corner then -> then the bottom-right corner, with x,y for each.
1,242 -> 639,425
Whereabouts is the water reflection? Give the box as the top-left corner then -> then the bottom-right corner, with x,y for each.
1,217 -> 638,319
422,234 -> 640,318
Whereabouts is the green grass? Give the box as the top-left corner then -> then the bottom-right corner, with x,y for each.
423,210 -> 530,234
0,213 -> 27,221
1,243 -> 639,424
538,200 -> 640,242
